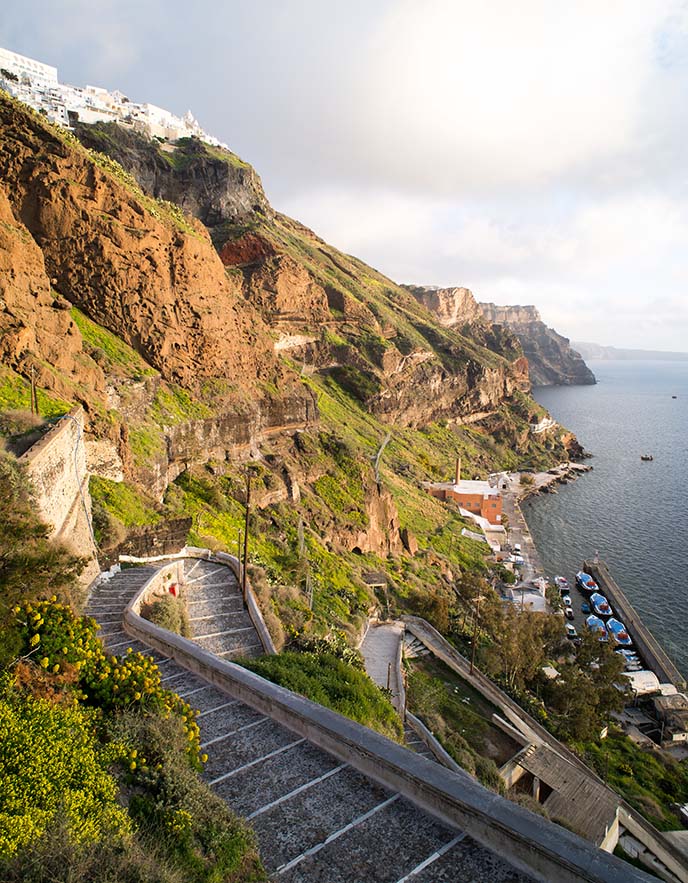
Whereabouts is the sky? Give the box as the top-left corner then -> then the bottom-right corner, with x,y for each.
2,0 -> 688,350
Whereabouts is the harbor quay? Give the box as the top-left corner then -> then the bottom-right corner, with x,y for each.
586,559 -> 686,693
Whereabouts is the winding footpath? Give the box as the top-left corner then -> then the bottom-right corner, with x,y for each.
86,558 -> 532,883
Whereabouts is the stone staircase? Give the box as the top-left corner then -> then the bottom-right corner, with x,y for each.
85,560 -> 534,882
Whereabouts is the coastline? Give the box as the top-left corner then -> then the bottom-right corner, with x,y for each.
499,461 -> 592,590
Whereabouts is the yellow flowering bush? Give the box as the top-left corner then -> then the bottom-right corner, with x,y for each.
0,693 -> 130,857
14,600 -> 201,763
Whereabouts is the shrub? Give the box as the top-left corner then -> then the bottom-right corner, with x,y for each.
0,691 -> 130,857
13,599 -> 201,763
241,651 -> 403,742
108,713 -> 265,883
142,594 -> 190,637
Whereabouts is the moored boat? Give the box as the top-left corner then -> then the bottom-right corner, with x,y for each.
585,614 -> 608,641
576,571 -> 598,593
590,592 -> 613,617
605,617 -> 632,646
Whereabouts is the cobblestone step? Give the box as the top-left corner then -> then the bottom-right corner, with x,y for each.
194,627 -> 259,656
276,796 -> 454,883
213,741 -> 343,817
406,833 -> 529,882
203,718 -> 299,782
85,560 -> 535,883
189,610 -> 254,630
253,766 -> 392,874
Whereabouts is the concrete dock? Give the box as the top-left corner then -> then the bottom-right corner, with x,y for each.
586,559 -> 686,692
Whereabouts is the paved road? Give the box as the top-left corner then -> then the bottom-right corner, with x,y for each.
360,621 -> 405,710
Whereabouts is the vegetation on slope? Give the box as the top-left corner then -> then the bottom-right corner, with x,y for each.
0,454 -> 264,882
241,637 -> 403,743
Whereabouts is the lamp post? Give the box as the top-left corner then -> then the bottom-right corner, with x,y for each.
241,473 -> 251,605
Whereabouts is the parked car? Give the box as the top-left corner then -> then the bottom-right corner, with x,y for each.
513,543 -> 522,554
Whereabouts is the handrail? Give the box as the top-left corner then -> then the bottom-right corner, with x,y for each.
120,561 -> 655,883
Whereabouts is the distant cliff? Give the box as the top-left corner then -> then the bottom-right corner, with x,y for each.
574,342 -> 688,362
479,304 -> 596,386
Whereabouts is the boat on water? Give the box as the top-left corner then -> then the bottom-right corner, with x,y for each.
576,571 -> 599,593
606,617 -> 632,646
590,592 -> 613,617
554,576 -> 569,594
585,614 -> 608,641
640,454 -> 654,461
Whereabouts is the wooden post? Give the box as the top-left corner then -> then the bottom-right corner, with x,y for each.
242,474 -> 251,605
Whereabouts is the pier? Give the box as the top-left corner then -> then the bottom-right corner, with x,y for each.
586,559 -> 686,692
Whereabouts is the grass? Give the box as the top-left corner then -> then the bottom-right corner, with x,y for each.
406,653 -> 519,790
582,729 -> 688,831
241,651 -> 403,742
70,307 -> 156,380
0,367 -> 72,420
89,476 -> 160,529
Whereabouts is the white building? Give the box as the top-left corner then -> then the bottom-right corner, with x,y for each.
0,45 -> 229,150
0,47 -> 57,86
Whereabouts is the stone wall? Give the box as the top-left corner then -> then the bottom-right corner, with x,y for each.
19,406 -> 100,584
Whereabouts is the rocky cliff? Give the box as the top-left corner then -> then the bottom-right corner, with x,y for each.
0,90 -> 580,636
74,122 -> 271,241
0,92 -> 315,496
479,304 -> 596,386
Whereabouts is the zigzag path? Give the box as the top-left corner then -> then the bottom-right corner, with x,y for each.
86,559 -> 531,882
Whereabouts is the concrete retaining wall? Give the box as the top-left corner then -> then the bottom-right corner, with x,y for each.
19,406 -> 99,584
121,563 -> 654,883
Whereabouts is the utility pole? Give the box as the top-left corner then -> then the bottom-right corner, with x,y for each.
241,474 -> 251,605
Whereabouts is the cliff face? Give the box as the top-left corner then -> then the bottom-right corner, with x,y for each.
0,185 -> 105,401
0,92 -> 576,513
0,92 -> 316,496
73,122 -> 271,237
479,304 -> 596,386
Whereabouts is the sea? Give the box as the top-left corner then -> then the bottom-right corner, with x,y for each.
522,360 -> 688,680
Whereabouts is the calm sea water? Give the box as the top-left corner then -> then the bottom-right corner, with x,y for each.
523,360 -> 688,679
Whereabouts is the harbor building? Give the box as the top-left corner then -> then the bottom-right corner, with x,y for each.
423,457 -> 503,525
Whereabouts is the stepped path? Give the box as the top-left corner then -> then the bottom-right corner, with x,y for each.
85,559 -> 533,882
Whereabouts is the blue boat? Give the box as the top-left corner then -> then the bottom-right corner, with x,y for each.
590,592 -> 613,618
576,571 -> 599,593
585,614 -> 608,641
606,618 -> 632,646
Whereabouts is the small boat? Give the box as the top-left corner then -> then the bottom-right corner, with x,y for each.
585,614 -> 608,641
576,571 -> 598,593
672,395 -> 677,399
640,454 -> 653,461
615,648 -> 639,659
606,617 -> 632,646
554,575 -> 569,590
590,592 -> 613,617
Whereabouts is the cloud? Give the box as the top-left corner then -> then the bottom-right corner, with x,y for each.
3,0 -> 688,349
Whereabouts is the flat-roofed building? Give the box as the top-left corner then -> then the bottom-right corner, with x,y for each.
423,457 -> 503,525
